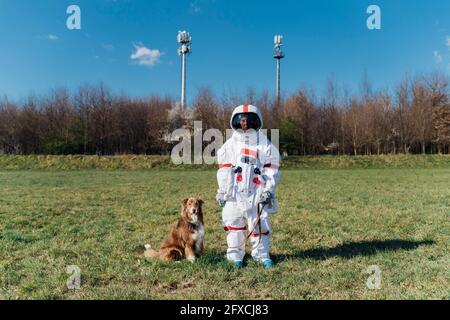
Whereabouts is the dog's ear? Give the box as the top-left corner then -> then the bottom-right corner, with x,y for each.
182,198 -> 189,207
198,198 -> 204,206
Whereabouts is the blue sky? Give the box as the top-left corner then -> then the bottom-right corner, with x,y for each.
0,0 -> 449,103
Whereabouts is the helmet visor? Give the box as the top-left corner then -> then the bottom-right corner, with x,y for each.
231,113 -> 262,131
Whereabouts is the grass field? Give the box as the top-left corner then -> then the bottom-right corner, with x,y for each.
0,162 -> 449,299
1,154 -> 449,170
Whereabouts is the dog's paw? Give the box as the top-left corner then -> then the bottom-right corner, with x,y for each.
144,244 -> 151,250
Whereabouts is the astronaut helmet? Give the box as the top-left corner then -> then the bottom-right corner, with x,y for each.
230,104 -> 263,132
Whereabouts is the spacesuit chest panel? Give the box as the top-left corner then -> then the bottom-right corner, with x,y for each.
232,144 -> 264,211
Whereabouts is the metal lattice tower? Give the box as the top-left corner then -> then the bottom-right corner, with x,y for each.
273,34 -> 285,106
177,30 -> 192,112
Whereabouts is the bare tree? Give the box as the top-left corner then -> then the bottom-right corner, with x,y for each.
395,78 -> 415,153
0,75 -> 449,156
411,81 -> 434,154
0,98 -> 20,154
427,73 -> 450,153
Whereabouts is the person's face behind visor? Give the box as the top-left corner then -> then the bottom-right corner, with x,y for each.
232,113 -> 261,132
240,116 -> 249,131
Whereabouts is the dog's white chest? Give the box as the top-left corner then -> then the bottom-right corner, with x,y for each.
193,223 -> 205,252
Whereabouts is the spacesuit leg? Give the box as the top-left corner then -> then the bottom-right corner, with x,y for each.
248,212 -> 271,262
222,201 -> 246,262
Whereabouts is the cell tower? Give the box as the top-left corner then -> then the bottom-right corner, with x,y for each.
177,30 -> 192,112
273,34 -> 285,106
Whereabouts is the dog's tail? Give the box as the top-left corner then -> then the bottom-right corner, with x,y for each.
144,244 -> 183,261
143,244 -> 160,259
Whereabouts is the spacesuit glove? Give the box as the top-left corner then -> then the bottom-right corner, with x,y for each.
259,191 -> 272,205
216,192 -> 226,208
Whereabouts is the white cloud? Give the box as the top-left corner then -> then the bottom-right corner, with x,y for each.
102,43 -> 114,50
130,44 -> 162,67
446,36 -> 450,48
190,2 -> 201,14
433,50 -> 443,63
189,0 -> 211,14
47,34 -> 58,41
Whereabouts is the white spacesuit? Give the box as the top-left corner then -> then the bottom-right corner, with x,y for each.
216,104 -> 281,269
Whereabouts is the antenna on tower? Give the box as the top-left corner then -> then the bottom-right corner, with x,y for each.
273,34 -> 285,106
177,30 -> 192,112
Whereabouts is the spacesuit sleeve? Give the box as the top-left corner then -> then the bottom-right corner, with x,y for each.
216,143 -> 233,196
262,143 -> 281,195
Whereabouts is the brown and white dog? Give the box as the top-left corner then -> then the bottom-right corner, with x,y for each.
144,197 -> 205,262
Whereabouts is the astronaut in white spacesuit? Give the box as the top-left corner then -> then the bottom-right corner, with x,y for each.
216,104 -> 281,269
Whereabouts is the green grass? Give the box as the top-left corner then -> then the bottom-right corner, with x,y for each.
0,168 -> 449,299
0,154 -> 449,170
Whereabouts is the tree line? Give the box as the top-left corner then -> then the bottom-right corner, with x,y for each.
1,72 -> 449,156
